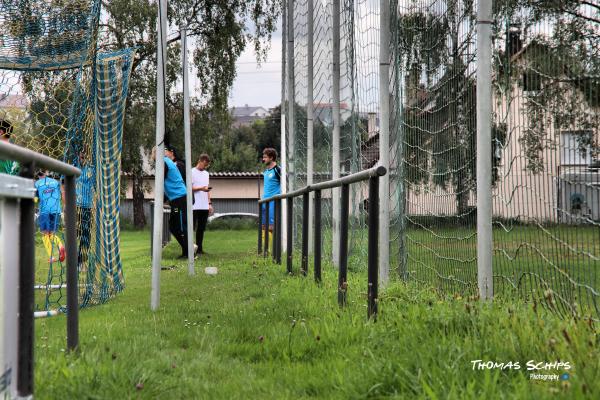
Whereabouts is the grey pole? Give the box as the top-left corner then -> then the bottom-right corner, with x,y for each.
378,0 -> 390,285
64,175 -> 79,351
181,26 -> 195,275
287,0 -> 295,196
332,0 -> 341,268
151,0 -> 168,311
281,0 -> 288,254
307,0 -> 314,254
476,0 -> 493,300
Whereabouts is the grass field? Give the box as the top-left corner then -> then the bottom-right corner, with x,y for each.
34,229 -> 599,399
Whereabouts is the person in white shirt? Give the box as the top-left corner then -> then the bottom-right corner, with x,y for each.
191,154 -> 213,254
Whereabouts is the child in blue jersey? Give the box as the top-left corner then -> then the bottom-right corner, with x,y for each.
261,148 -> 281,231
35,170 -> 65,263
152,147 -> 196,259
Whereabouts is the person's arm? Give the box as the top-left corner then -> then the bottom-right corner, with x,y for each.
208,178 -> 213,215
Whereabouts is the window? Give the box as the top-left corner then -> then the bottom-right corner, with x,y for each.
560,130 -> 593,166
522,71 -> 542,92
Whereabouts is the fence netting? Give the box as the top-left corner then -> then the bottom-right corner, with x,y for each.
284,0 -> 599,319
0,1 -> 134,314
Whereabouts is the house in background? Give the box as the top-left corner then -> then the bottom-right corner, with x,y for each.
358,39 -> 600,224
121,171 -> 262,224
230,104 -> 270,127
0,94 -> 29,133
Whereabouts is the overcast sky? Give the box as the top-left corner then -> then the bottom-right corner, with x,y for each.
227,29 -> 283,109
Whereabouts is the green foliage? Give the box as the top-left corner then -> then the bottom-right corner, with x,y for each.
494,0 -> 600,172
34,230 -> 600,399
207,216 -> 257,230
99,0 -> 280,225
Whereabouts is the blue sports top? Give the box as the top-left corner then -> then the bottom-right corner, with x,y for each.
35,177 -> 62,214
262,165 -> 281,199
164,157 -> 187,200
76,165 -> 94,208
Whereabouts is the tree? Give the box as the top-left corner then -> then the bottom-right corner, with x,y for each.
98,0 -> 280,227
494,0 -> 600,172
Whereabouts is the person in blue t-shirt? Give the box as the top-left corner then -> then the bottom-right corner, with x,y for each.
261,148 -> 281,232
76,151 -> 94,269
152,147 -> 196,259
35,170 -> 65,263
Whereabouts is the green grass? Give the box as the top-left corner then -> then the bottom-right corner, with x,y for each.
34,230 -> 599,399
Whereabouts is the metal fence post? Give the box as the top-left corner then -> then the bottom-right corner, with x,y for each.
151,0 -> 168,311
276,199 -> 282,264
332,0 -> 341,269
314,190 -> 322,283
17,162 -> 35,398
368,176 -> 379,320
307,0 -> 315,255
64,175 -> 79,351
476,0 -> 493,300
257,202 -> 262,255
338,184 -> 349,306
264,201 -> 270,257
286,197 -> 293,274
273,199 -> 279,262
301,192 -> 309,276
379,0 -> 390,286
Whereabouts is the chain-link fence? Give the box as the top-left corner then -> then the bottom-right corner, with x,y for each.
283,0 -> 599,319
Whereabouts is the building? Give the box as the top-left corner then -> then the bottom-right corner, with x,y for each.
360,40 -> 600,223
121,171 -> 262,224
230,105 -> 270,127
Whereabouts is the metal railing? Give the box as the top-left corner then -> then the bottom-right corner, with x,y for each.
0,141 -> 80,399
258,165 -> 387,319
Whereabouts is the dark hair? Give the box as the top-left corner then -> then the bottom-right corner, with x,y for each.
263,147 -> 277,161
0,119 -> 13,139
165,145 -> 178,159
198,153 -> 210,163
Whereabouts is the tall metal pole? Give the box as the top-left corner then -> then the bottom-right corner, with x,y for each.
476,0 -> 493,300
151,0 -> 168,311
287,1 -> 295,192
181,26 -> 195,276
280,0 -> 288,254
307,0 -> 314,254
17,163 -> 35,398
332,0 -> 341,268
378,0 -> 390,285
64,175 -> 79,351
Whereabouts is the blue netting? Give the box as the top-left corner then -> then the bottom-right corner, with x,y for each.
0,0 -> 101,71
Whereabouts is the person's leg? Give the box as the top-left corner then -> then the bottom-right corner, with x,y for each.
194,209 -> 200,247
169,198 -> 188,256
197,209 -> 209,253
267,201 -> 275,246
49,214 -> 65,261
39,214 -> 55,259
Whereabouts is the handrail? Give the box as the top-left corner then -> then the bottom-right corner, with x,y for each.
257,164 -> 387,320
0,141 -> 81,177
258,165 -> 386,204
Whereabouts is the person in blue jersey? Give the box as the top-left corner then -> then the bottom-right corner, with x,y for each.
35,170 -> 66,263
152,147 -> 197,259
261,148 -> 281,232
76,150 -> 94,269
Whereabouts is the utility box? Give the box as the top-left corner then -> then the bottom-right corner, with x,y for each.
558,171 -> 600,224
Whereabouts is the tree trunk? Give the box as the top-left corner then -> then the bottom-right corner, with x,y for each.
132,169 -> 146,228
